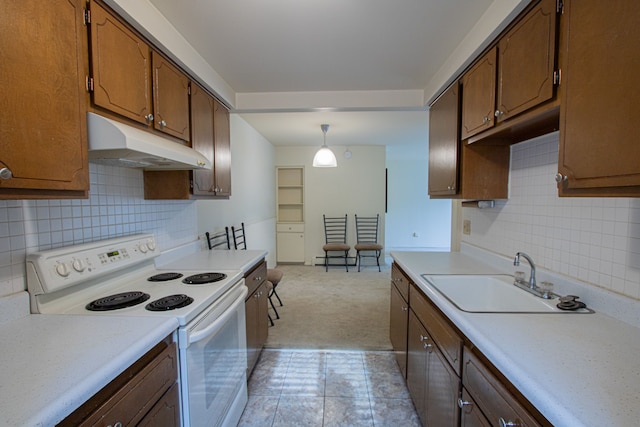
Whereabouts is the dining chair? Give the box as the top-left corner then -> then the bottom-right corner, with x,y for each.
205,228 -> 231,250
322,214 -> 351,272
354,214 -> 383,272
231,222 -> 284,321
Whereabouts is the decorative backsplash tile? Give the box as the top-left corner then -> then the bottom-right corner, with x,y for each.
462,132 -> 640,300
0,164 -> 197,297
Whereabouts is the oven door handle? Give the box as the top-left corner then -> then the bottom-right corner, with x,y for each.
187,285 -> 247,345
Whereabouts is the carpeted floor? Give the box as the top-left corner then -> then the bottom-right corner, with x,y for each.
264,263 -> 392,351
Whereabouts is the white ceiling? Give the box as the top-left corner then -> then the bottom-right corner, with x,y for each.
146,0 -> 496,147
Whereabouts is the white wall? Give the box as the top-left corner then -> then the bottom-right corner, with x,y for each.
463,132 -> 640,301
386,141 -> 452,252
196,115 -> 277,267
275,145 -> 386,265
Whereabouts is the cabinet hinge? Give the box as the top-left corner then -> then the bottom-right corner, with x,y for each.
86,76 -> 94,92
556,0 -> 564,14
553,69 -> 562,86
83,8 -> 91,25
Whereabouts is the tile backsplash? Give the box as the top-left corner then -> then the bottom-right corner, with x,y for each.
462,132 -> 640,300
0,164 -> 197,297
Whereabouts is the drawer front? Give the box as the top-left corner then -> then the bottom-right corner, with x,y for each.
80,342 -> 178,427
410,283 -> 462,375
391,263 -> 410,302
277,223 -> 304,232
245,259 -> 267,297
463,350 -> 541,427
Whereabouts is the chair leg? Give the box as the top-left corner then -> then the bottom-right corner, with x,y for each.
344,250 -> 349,272
268,294 -> 280,319
357,251 -> 361,272
325,251 -> 329,272
272,287 -> 283,306
268,313 -> 274,327
376,250 -> 381,272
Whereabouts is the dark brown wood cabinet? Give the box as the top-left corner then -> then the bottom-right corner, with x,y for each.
152,52 -> 190,141
557,0 -> 640,196
460,0 -> 559,144
244,259 -> 269,375
89,0 -> 152,127
495,0 -> 557,123
461,48 -> 497,140
459,388 -> 492,427
59,336 -> 179,427
89,0 -> 189,142
463,350 -> 541,427
390,264 -> 410,378
406,290 -> 461,427
429,82 -> 510,200
143,89 -> 231,199
0,0 -> 89,199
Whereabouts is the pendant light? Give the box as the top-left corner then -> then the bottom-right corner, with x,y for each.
312,124 -> 338,167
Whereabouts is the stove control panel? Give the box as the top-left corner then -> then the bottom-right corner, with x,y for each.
26,234 -> 158,294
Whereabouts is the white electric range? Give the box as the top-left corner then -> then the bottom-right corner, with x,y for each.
26,234 -> 248,427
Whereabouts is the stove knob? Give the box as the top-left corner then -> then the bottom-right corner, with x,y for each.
55,263 -> 70,277
72,259 -> 86,272
138,243 -> 148,253
147,240 -> 156,251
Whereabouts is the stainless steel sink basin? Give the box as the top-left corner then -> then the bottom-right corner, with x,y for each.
421,274 -> 592,313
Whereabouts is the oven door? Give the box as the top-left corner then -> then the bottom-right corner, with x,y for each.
178,279 -> 248,427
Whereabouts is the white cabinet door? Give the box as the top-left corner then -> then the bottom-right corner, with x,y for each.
277,231 -> 305,263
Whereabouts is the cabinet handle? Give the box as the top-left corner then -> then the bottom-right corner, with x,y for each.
419,334 -> 429,342
555,173 -> 568,183
482,116 -> 489,124
401,306 -> 408,312
498,418 -> 521,427
457,398 -> 472,409
145,113 -> 154,122
160,120 -> 167,127
0,167 -> 12,180
423,342 -> 433,350
494,109 -> 504,118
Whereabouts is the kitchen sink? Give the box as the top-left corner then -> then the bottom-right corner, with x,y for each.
421,274 -> 592,313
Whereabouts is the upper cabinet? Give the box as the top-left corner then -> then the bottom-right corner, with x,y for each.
144,84 -> 231,199
89,0 -> 190,142
430,81 -> 510,200
557,0 -> 640,196
0,0 -> 89,199
152,52 -> 190,141
461,0 -> 559,144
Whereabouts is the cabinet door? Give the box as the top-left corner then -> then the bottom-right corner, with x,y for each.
407,310 -> 428,424
425,343 -> 461,427
138,383 -> 180,427
89,0 -> 152,125
496,0 -> 557,122
461,47 -> 497,139
558,0 -> 640,192
245,288 -> 260,373
152,52 -> 190,140
460,388 -> 491,427
190,83 -> 215,195
389,282 -> 408,378
428,82 -> 460,196
0,0 -> 89,197
213,98 -> 232,196
277,232 -> 305,263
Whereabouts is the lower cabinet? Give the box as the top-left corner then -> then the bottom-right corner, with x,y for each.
391,262 -> 549,427
407,303 -> 460,426
276,223 -> 305,263
58,336 -> 179,427
244,259 -> 269,374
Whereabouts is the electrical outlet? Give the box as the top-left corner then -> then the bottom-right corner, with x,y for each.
463,220 -> 471,235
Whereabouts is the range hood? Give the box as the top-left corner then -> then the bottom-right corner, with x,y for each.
87,112 -> 211,170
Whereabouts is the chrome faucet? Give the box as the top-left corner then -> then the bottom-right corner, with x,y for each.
514,252 -> 536,289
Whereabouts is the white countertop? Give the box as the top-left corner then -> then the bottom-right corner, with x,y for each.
0,292 -> 178,427
157,249 -> 268,273
391,250 -> 640,427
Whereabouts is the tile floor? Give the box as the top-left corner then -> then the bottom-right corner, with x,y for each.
238,349 -> 421,427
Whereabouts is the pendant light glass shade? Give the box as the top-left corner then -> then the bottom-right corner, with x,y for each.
312,124 -> 337,167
